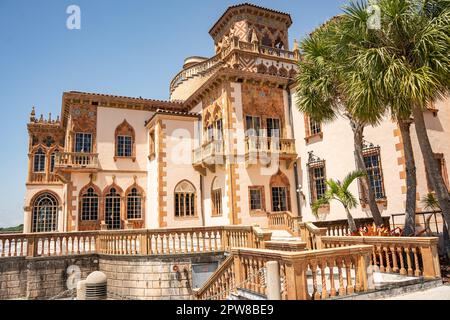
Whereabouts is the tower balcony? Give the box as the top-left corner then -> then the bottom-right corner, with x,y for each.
192,140 -> 225,175
54,152 -> 100,173
245,136 -> 297,168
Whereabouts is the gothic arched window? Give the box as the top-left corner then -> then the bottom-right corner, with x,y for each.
32,193 -> 59,233
174,181 -> 196,217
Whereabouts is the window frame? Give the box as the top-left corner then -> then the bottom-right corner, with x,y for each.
174,181 -> 197,218
211,188 -> 223,216
74,132 -> 93,153
362,147 -> 386,201
126,187 -> 143,220
249,186 -> 265,214
81,187 -> 99,221
308,160 -> 327,204
116,135 -> 133,158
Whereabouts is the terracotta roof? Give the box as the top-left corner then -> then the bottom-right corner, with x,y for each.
209,3 -> 293,38
66,91 -> 183,106
145,109 -> 201,126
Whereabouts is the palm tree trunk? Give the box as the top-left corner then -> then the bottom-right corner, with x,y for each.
399,119 -> 417,236
345,205 -> 358,233
412,105 -> 450,238
350,120 -> 384,226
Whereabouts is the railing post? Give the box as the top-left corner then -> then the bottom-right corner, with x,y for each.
284,260 -> 309,300
27,236 -> 36,257
140,231 -> 148,255
232,250 -> 242,285
356,249 -> 372,292
420,240 -> 441,279
221,228 -> 228,251
266,261 -> 281,300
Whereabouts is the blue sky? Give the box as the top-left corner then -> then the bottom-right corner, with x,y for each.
0,0 -> 347,227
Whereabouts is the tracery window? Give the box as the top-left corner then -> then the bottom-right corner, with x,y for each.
270,170 -> 291,212
175,181 -> 196,217
307,154 -> 327,204
32,193 -> 58,233
211,177 -> 222,216
81,187 -> 99,221
127,187 -> 143,219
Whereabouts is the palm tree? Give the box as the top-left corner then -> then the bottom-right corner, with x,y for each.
296,18 -> 385,227
334,1 -> 420,236
338,0 -> 450,237
312,170 -> 366,233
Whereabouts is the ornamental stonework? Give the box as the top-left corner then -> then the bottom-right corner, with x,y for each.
241,83 -> 286,137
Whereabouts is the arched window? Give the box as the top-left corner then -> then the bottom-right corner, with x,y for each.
127,187 -> 142,219
105,188 -> 121,229
270,170 -> 291,212
33,148 -> 46,173
115,120 -> 135,159
32,193 -> 59,233
175,181 -> 196,217
81,187 -> 99,221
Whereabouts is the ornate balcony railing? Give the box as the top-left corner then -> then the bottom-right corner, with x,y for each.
54,152 -> 99,171
245,136 -> 296,155
169,38 -> 299,93
192,140 -> 225,166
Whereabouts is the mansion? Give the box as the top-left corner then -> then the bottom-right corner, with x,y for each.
24,3 -> 450,234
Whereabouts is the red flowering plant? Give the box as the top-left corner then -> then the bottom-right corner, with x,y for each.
348,223 -> 403,237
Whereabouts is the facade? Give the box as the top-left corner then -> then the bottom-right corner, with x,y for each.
24,3 -> 450,233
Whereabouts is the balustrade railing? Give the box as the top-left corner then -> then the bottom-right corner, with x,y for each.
267,211 -> 301,236
192,140 -> 225,165
322,236 -> 441,279
0,225 -> 263,258
54,152 -> 99,170
299,222 -> 328,250
313,217 -> 391,236
245,137 -> 296,155
196,245 -> 374,300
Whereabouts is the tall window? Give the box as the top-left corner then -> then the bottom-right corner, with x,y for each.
50,149 -> 59,173
175,181 -> 196,217
127,188 -> 142,219
75,133 -> 92,153
249,186 -> 265,212
363,147 -> 386,199
271,187 -> 288,212
308,159 -> 327,203
81,187 -> 99,221
117,135 -> 133,157
105,188 -> 121,230
33,148 -> 46,173
270,170 -> 291,212
215,119 -> 223,141
212,189 -> 222,216
245,115 -> 261,136
32,193 -> 58,233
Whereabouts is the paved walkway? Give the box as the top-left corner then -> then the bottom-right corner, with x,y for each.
384,284 -> 450,300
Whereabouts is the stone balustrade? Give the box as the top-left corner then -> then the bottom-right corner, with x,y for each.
196,245 -> 374,300
313,217 -> 391,236
322,236 -> 441,279
299,222 -> 328,250
54,152 -> 100,171
169,38 -> 299,94
267,211 -> 301,236
0,225 -> 264,258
